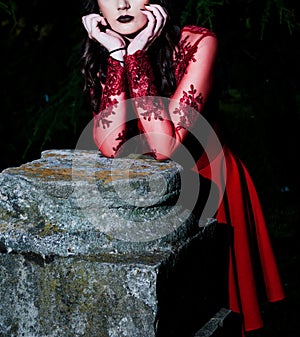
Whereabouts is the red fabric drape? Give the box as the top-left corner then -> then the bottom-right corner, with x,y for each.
193,145 -> 285,332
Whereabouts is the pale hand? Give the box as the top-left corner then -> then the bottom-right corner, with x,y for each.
127,5 -> 168,55
81,14 -> 126,52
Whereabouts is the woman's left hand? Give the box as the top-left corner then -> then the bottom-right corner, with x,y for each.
127,4 -> 168,55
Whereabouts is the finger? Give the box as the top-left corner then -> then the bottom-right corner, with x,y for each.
140,9 -> 156,33
138,9 -> 163,49
82,15 -> 98,39
105,29 -> 125,42
82,15 -> 91,33
82,14 -> 101,31
145,4 -> 168,24
153,5 -> 168,34
97,17 -> 110,32
90,16 -> 108,40
132,11 -> 160,51
143,6 -> 167,37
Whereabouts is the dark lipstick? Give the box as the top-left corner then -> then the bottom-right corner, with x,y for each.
117,15 -> 134,23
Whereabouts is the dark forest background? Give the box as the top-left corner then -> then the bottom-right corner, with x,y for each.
0,1 -> 299,336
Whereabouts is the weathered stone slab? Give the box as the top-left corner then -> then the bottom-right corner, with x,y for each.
0,149 -> 194,248
0,150 -> 225,337
194,308 -> 231,336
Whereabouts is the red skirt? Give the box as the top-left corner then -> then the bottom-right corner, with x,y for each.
193,145 -> 285,332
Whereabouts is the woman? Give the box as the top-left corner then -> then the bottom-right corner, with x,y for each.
81,0 -> 285,334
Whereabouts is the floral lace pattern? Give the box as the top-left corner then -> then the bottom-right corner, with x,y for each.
125,50 -> 157,98
135,96 -> 164,121
126,50 -> 166,121
174,36 -> 198,84
174,25 -> 216,84
182,25 -> 216,36
94,57 -> 126,129
93,25 -> 216,156
112,129 -> 127,157
173,84 -> 204,130
171,26 -> 216,130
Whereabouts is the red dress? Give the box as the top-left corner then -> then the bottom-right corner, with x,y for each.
93,25 -> 285,332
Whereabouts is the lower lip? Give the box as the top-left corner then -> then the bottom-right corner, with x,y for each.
117,17 -> 134,23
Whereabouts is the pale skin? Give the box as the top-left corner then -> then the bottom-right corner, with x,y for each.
82,0 -> 218,159
82,0 -> 167,60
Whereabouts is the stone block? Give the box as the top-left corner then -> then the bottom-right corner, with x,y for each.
0,150 -> 228,337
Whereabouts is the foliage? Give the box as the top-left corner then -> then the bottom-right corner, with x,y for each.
0,0 -> 16,20
260,0 -> 296,38
180,0 -> 224,29
0,0 -> 88,169
22,57 -> 88,159
180,0 -> 297,38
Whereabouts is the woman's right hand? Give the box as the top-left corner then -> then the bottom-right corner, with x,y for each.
127,5 -> 168,55
82,14 -> 126,52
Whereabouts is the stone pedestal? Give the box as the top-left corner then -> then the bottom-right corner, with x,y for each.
0,150 -> 228,337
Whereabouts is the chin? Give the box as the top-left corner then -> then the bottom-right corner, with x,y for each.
117,28 -> 139,35
112,22 -> 148,37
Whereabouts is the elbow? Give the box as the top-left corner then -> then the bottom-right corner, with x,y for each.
96,142 -> 119,158
153,152 -> 170,161
93,136 -> 117,158
149,147 -> 174,161
99,147 -> 117,158
150,135 -> 178,161
100,147 -> 169,160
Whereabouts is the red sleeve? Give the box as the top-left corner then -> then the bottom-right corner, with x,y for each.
93,26 -> 218,159
171,26 -> 218,133
125,50 -> 158,98
124,27 -> 218,159
93,57 -> 128,158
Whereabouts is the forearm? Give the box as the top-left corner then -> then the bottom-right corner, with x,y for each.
93,57 -> 128,158
125,50 -> 180,159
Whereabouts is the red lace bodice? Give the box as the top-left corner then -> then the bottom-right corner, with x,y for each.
93,25 -> 217,158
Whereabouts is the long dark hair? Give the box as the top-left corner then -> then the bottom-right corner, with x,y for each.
81,0 -> 181,113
